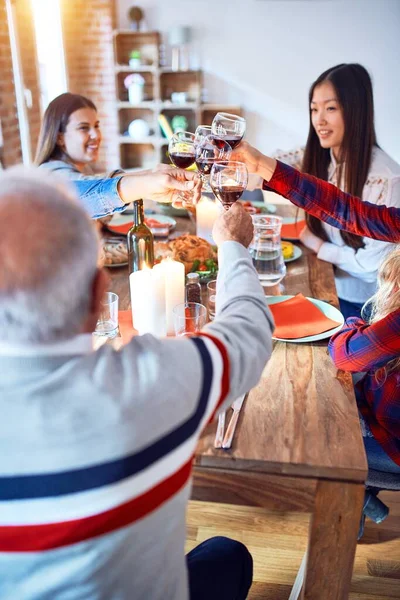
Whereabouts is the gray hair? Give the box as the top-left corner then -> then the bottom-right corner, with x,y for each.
0,167 -> 100,343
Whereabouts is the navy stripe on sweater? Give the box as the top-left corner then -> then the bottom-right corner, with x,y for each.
0,337 -> 214,500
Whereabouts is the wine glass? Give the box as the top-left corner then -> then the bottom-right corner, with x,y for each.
168,131 -> 196,168
211,112 -> 246,149
210,161 -> 248,211
194,125 -> 212,146
168,131 -> 196,208
195,135 -> 232,192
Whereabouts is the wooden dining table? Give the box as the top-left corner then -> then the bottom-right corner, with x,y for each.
107,202 -> 368,600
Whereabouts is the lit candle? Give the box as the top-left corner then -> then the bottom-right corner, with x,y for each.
129,267 -> 166,336
154,258 -> 185,335
196,196 -> 220,244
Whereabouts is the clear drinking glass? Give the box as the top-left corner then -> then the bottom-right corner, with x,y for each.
248,215 -> 286,286
210,161 -> 248,211
207,280 -> 217,320
211,112 -> 246,149
173,302 -> 207,337
194,125 -> 212,146
94,292 -> 119,336
195,135 -> 232,192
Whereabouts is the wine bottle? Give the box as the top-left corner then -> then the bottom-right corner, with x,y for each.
127,199 -> 154,274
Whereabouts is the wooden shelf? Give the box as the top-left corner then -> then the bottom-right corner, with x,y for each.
114,31 -> 160,67
115,65 -> 157,73
117,101 -> 157,109
113,30 -> 243,170
118,135 -> 165,146
159,67 -> 202,75
161,101 -> 199,109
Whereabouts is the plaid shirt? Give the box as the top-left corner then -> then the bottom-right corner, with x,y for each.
328,316 -> 400,465
265,160 -> 400,463
264,160 -> 400,242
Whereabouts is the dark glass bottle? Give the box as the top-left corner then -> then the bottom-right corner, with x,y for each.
186,272 -> 202,304
127,199 -> 154,274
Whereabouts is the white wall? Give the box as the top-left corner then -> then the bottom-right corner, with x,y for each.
117,0 -> 400,162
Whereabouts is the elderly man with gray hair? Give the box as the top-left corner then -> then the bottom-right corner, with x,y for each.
0,168 -> 273,600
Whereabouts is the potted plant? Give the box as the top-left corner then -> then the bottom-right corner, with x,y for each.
129,50 -> 141,68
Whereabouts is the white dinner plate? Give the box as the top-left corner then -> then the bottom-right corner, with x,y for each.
239,200 -> 277,214
104,261 -> 128,268
265,295 -> 344,343
283,244 -> 302,263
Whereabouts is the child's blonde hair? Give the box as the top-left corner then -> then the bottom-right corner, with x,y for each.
363,245 -> 400,382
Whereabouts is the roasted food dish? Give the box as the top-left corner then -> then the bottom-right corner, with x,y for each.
102,240 -> 128,266
155,234 -> 217,274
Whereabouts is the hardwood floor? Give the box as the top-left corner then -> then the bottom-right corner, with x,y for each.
186,491 -> 400,599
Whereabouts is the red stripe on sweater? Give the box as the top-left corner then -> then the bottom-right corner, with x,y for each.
0,458 -> 193,552
198,332 -> 230,419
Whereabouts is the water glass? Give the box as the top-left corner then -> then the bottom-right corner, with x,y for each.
249,215 -> 286,286
94,292 -> 119,336
207,280 -> 217,320
173,302 -> 207,337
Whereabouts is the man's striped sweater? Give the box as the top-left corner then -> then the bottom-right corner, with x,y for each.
0,240 -> 273,600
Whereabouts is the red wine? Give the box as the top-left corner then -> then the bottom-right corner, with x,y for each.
195,157 -> 214,174
170,152 -> 195,169
211,184 -> 245,207
213,135 -> 243,150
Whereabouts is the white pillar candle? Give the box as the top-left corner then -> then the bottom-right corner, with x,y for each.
196,196 -> 220,244
154,258 -> 185,335
129,268 -> 167,336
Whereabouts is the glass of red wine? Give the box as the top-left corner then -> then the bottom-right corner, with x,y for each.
210,161 -> 248,211
211,112 -> 246,149
168,131 -> 196,168
195,135 -> 232,192
168,131 -> 196,208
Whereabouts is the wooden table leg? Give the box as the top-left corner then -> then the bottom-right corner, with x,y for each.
300,479 -> 364,600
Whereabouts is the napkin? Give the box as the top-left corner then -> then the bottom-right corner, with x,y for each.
118,310 -> 137,344
269,294 -> 341,339
107,223 -> 131,235
107,219 -> 170,236
281,219 -> 306,240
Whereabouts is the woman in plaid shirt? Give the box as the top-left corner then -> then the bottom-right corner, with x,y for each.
328,248 -> 400,533
232,142 -> 400,531
329,249 -> 400,473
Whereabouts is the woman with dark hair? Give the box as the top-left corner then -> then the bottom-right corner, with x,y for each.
36,92 -> 121,180
273,63 -> 400,319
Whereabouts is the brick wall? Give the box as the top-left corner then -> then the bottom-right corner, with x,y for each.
0,0 -> 42,166
14,0 -> 42,160
0,0 -> 22,167
60,0 -> 119,171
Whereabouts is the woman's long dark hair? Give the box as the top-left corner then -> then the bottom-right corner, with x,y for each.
302,63 -> 377,250
35,93 -> 97,166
